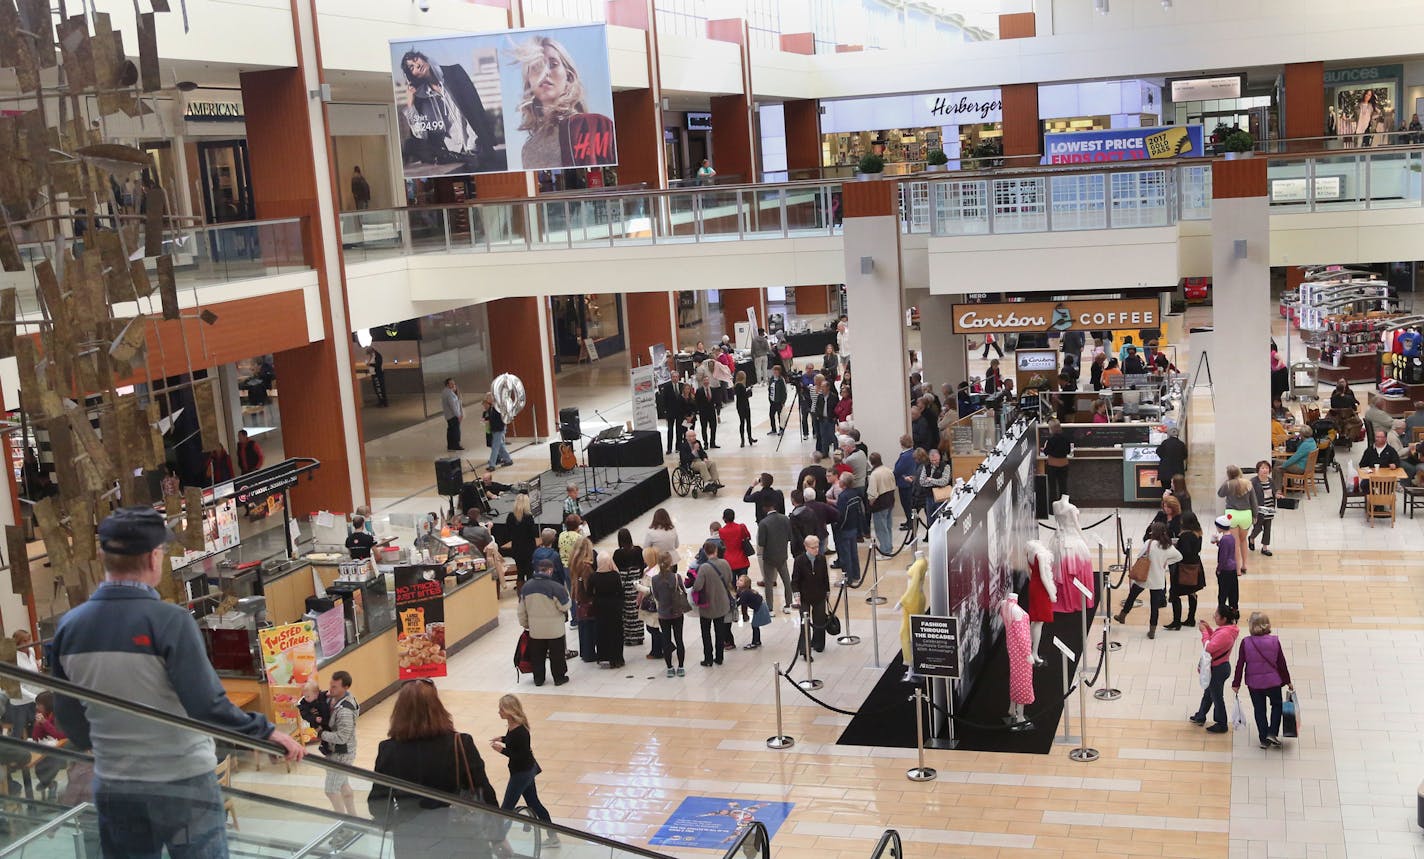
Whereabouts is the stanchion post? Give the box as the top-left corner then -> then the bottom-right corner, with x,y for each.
837,579 -> 860,646
1094,543 -> 1122,701
1053,648 -> 1077,746
766,662 -> 795,749
1069,646 -> 1100,762
797,610 -> 823,691
906,687 -> 937,782
865,546 -> 887,605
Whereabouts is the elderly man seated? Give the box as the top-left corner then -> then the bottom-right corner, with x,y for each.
1386,420 -> 1421,480
678,429 -> 723,491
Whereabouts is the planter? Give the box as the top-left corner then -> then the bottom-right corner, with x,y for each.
926,164 -> 947,173
856,173 -> 884,181
1222,151 -> 1255,160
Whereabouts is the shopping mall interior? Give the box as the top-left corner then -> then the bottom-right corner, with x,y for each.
0,1 -> 1422,858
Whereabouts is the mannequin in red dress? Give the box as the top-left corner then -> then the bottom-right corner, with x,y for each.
1025,540 -> 1057,667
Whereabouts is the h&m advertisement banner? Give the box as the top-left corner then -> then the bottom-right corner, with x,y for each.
1042,125 -> 1205,165
391,24 -> 617,177
395,565 -> 448,679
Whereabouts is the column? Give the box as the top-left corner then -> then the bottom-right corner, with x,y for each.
1211,157 -> 1271,479
842,181 -> 908,456
793,285 -> 831,315
624,292 -> 678,370
612,89 -> 665,188
720,288 -> 766,339
783,99 -> 821,176
488,297 -> 558,439
911,290 -> 966,392
241,44 -> 365,514
1284,62 -> 1325,150
998,11 -> 1039,163
707,18 -> 757,182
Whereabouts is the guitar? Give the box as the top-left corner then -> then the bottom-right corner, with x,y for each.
560,442 -> 577,471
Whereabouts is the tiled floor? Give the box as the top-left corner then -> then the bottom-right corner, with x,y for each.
284,309 -> 1424,859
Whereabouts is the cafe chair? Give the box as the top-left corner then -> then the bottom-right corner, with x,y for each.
1403,481 -> 1424,519
1312,441 -> 1333,493
215,756 -> 239,830
1337,463 -> 1368,519
1281,449 -> 1319,499
1366,474 -> 1398,528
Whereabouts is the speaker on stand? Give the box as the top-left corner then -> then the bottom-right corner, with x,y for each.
435,457 -> 463,515
559,407 -> 581,441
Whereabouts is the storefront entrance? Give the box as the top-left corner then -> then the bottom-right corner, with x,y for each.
198,139 -> 255,224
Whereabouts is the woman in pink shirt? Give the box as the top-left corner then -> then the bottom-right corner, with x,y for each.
1189,605 -> 1240,733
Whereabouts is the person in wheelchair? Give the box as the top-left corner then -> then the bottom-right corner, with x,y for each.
678,430 -> 723,492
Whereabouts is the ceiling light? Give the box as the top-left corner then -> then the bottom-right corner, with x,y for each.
1093,0 -> 1109,13
1161,0 -> 1172,7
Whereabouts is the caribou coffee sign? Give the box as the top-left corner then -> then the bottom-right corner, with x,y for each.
950,299 -> 1158,335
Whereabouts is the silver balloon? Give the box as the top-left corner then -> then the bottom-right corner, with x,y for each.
492,373 -> 526,423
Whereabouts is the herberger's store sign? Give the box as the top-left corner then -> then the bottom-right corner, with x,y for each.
950,299 -> 1158,335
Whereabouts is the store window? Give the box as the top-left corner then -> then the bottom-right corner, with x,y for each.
551,294 -> 626,364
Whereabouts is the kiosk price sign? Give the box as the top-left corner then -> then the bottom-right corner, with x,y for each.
909,614 -> 960,678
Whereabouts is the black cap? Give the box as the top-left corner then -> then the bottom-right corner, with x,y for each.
97,507 -> 177,555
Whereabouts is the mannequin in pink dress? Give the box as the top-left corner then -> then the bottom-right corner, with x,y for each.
1050,496 -> 1095,613
1025,540 -> 1057,667
1000,594 -> 1034,729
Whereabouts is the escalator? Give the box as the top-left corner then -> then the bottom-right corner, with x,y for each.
0,663 -> 669,859
717,823 -> 904,859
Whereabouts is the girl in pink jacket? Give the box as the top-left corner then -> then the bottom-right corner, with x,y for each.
1189,605 -> 1240,733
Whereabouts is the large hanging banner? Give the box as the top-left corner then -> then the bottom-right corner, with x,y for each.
390,24 -> 617,177
258,621 -> 318,735
395,565 -> 449,679
1042,125 -> 1205,165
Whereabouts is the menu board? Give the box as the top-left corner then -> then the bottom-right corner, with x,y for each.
170,497 -> 241,570
395,565 -> 448,679
258,621 -> 317,735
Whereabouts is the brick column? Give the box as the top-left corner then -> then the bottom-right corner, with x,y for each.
707,18 -> 757,182
1284,62 -> 1325,150
998,12 -> 1040,161
720,288 -> 766,339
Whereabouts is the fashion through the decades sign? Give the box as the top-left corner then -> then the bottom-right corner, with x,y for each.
950,299 -> 1159,335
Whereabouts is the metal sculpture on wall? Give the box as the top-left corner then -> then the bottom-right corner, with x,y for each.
0,1 -> 217,620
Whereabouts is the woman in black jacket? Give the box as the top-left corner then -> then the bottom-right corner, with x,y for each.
502,493 -> 539,589
368,681 -> 501,856
588,554 -> 626,668
733,371 -> 756,447
1164,512 -> 1206,630
491,695 -> 558,844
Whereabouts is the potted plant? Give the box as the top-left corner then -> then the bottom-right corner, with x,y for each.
1221,129 -> 1256,159
857,153 -> 886,179
966,138 -> 1003,170
926,149 -> 949,172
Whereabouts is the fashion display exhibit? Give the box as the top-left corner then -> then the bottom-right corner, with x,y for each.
1050,497 -> 1095,613
1000,594 -> 1034,730
897,552 -> 929,667
1025,539 -> 1056,667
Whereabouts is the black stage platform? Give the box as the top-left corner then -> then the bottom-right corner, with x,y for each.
837,603 -> 1093,755
489,464 -> 671,544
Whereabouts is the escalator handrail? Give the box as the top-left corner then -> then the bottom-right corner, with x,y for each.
0,802 -> 91,857
0,663 -> 669,859
720,820 -> 770,859
870,829 -> 903,859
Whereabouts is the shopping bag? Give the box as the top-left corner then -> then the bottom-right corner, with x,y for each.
1197,651 -> 1212,689
1282,688 -> 1299,738
1230,693 -> 1248,731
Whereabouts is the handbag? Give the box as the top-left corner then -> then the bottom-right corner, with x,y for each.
672,580 -> 693,614
1175,562 -> 1202,587
825,608 -> 842,636
741,536 -> 756,558
639,592 -> 657,613
452,734 -> 503,841
1128,552 -> 1151,583
576,602 -> 594,620
751,602 -> 772,628
1282,687 -> 1300,737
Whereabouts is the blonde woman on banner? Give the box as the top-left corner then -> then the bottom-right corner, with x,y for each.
509,36 -> 614,170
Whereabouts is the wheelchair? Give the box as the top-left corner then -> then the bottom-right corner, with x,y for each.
671,464 -> 718,498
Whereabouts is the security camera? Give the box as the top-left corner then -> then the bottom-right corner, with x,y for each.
414,0 -> 429,10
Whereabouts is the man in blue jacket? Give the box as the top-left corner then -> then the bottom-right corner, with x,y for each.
51,507 -> 304,858
893,434 -> 919,533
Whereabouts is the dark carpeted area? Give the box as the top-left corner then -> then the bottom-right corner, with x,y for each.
837,609 -> 1095,755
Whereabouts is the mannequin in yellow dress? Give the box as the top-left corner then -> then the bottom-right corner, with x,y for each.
896,551 -> 928,665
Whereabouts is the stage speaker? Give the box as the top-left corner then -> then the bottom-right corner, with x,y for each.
559,407 -> 580,441
435,456 -> 463,496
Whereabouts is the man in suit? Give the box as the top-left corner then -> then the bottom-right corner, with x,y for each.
767,364 -> 788,436
694,378 -> 719,449
791,536 -> 831,658
742,472 -> 786,520
399,50 -> 507,172
678,430 -> 723,490
659,377 -> 683,455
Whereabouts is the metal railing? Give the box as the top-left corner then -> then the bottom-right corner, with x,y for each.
1,216 -> 310,321
869,829 -> 904,859
719,819 -> 770,859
